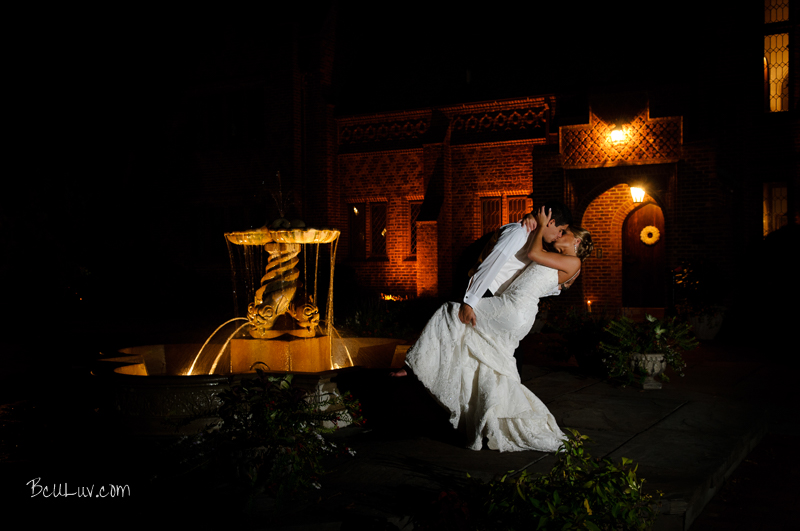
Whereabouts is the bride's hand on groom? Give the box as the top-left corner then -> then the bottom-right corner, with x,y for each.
536,206 -> 552,228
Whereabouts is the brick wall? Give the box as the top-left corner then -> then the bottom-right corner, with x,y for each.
337,149 -> 424,296
416,221 -> 439,297
332,91 -> 796,312
450,141 -> 540,258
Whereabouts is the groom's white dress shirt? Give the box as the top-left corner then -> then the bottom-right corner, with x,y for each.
463,221 -> 559,310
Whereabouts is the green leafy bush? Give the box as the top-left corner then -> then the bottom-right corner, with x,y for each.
600,314 -> 698,385
415,429 -> 660,530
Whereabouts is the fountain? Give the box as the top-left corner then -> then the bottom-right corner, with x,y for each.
94,216 -> 405,436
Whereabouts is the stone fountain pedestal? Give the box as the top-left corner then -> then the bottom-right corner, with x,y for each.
95,338 -> 408,436
231,336 -> 333,373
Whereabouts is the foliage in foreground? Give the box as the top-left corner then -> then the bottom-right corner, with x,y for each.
415,429 -> 660,530
176,370 -> 363,502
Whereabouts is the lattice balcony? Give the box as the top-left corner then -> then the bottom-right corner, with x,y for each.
560,109 -> 681,168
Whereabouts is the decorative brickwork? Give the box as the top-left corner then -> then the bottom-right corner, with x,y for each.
450,98 -> 551,145
560,110 -> 681,168
338,110 -> 431,153
337,150 -> 425,295
336,99 -> 556,299
451,143 -> 539,242
332,96 -> 768,311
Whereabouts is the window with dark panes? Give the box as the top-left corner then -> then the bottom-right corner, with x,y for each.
508,196 -> 529,224
349,203 -> 366,259
763,182 -> 788,235
764,0 -> 791,112
481,197 -> 502,235
371,202 -> 388,257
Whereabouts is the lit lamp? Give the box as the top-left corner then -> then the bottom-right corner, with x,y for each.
630,186 -> 645,203
609,124 -> 626,144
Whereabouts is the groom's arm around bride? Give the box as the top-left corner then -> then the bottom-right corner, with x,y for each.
458,201 -> 573,327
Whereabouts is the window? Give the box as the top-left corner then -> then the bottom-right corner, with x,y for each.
371,202 -> 388,257
480,194 -> 531,235
764,33 -> 790,112
481,197 -> 502,234
508,196 -> 528,225
763,182 -> 788,235
764,1 -> 791,112
348,201 -> 388,259
349,203 -> 366,259
409,201 -> 422,255
765,0 -> 790,23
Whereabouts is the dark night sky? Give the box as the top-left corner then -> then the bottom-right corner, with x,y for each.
334,1 -> 748,114
17,1 -> 750,160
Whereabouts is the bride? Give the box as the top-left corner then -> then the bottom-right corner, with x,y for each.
393,207 -> 593,452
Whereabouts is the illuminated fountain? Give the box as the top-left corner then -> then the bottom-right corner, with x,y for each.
95,219 -> 404,436
206,223 -> 352,375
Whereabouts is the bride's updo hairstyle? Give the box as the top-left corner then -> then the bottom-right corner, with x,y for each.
570,226 -> 594,261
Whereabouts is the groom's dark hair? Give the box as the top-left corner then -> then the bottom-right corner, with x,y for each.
541,201 -> 572,227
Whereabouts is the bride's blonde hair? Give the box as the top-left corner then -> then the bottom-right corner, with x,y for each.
570,226 -> 594,261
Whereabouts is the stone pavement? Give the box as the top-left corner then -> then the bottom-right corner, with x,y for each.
0,340 -> 789,530
255,341 -> 784,531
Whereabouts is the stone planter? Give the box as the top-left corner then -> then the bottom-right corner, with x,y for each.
689,308 -> 725,341
629,353 -> 667,390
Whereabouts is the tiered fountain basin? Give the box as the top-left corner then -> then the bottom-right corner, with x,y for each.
94,224 -> 408,436
95,337 -> 407,436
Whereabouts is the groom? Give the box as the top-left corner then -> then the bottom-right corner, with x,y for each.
458,201 -> 573,328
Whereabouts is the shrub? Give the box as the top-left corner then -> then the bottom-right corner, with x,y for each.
600,314 -> 698,386
415,429 -> 660,530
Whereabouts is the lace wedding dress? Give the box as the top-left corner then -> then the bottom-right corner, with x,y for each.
405,263 -> 564,452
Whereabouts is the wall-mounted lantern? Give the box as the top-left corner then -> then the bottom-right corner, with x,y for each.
609,124 -> 627,144
630,186 -> 645,203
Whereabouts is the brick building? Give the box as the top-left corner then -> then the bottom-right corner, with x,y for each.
150,2 -> 797,321
320,2 -> 799,317
331,93 -> 796,314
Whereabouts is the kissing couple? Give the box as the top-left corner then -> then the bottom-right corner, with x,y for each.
392,202 -> 593,452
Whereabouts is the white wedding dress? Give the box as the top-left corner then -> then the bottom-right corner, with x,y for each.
405,263 -> 565,452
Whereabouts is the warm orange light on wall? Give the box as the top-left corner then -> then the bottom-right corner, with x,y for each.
630,187 -> 645,203
609,124 -> 628,144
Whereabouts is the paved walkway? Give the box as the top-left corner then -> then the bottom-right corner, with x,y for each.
254,340 -> 785,530
0,340 -> 789,530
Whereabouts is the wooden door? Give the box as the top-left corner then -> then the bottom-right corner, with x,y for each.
622,203 -> 666,307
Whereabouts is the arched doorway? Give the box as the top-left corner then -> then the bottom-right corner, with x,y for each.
580,182 -> 670,312
622,203 -> 665,308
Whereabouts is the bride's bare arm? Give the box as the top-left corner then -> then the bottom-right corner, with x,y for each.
527,207 -> 581,284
